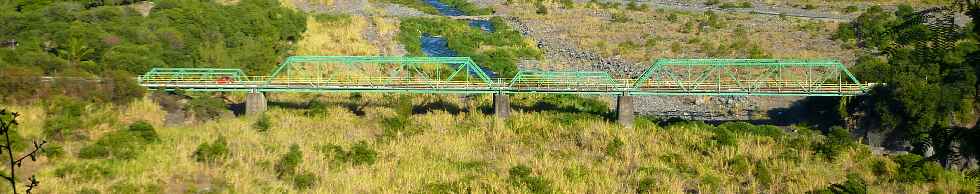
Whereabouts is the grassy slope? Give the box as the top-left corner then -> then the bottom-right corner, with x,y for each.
2,94 -> 973,193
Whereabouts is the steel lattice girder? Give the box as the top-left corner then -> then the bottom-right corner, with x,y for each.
631,59 -> 867,96
138,56 -> 870,96
266,56 -> 494,87
140,68 -> 251,82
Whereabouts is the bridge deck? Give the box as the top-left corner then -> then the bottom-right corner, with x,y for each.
139,56 -> 870,96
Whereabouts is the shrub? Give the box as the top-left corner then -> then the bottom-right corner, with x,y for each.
815,127 -> 854,160
704,0 -> 720,6
754,162 -> 772,186
535,2 -> 548,15
275,144 -> 303,178
611,12 -> 630,23
636,177 -> 657,193
712,128 -> 737,147
99,70 -> 145,104
78,129 -> 153,160
253,114 -> 272,132
892,154 -> 943,183
43,96 -> 88,141
127,120 -> 158,141
292,172 -> 317,190
327,141 -> 378,166
43,143 -> 65,159
844,5 -> 859,13
811,173 -> 867,194
605,137 -> 624,158
508,165 -> 553,194
193,136 -> 229,164
53,162 -> 113,180
187,96 -> 226,121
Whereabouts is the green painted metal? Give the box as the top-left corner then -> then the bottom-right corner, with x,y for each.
631,59 -> 866,96
138,56 -> 870,96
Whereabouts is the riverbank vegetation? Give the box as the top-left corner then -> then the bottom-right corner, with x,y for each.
0,93 -> 974,193
398,17 -> 541,77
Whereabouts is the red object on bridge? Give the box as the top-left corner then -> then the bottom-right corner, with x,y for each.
216,76 -> 233,84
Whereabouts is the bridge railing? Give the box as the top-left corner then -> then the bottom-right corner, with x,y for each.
138,56 -> 871,96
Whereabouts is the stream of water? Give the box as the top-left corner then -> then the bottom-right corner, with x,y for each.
419,0 -> 496,77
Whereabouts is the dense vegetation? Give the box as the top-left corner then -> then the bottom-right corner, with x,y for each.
834,3 -> 980,168
398,17 -> 541,77
0,0 -> 304,103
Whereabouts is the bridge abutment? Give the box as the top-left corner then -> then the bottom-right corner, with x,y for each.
493,93 -> 510,119
246,92 -> 267,115
617,95 -> 634,128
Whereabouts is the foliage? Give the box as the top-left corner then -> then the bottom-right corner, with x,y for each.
809,173 -> 868,194
604,137 -> 624,158
718,122 -> 783,138
834,5 -> 979,161
275,144 -> 303,178
535,1 -> 547,15
0,109 -> 46,194
0,0 -> 305,76
127,120 -> 158,141
291,172 -> 317,190
78,122 -> 158,160
42,96 -> 87,141
815,127 -> 855,160
398,17 -> 541,77
97,70 -> 145,104
440,0 -> 493,15
611,12 -> 630,23
891,154 -> 944,183
253,114 -> 272,132
193,136 -> 229,164
508,165 -> 553,194
187,96 -> 226,121
322,141 -> 378,166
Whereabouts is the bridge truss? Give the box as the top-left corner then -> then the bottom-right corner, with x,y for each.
138,56 -> 870,96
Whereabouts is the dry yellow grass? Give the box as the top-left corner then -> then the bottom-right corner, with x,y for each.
4,93 -> 970,193
294,15 -> 380,56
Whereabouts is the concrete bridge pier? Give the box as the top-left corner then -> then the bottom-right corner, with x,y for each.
246,91 -> 267,115
493,93 -> 510,119
617,95 -> 634,127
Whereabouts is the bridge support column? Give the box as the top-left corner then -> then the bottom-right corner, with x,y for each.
617,95 -> 634,128
493,93 -> 510,119
246,92 -> 267,115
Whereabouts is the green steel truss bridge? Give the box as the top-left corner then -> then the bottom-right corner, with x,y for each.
138,56 -> 870,96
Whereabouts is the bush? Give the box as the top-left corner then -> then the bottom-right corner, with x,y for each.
892,154 -> 944,183
815,127 -> 854,160
611,12 -> 630,23
78,129 -> 153,160
712,128 -> 737,147
718,122 -> 783,138
43,96 -> 88,141
128,120 -> 158,141
275,144 -> 303,178
44,143 -> 66,159
99,70 -> 145,104
326,141 -> 378,166
605,137 -> 624,158
187,96 -> 226,121
53,162 -> 113,180
253,114 -> 272,132
535,2 -> 547,15
292,172 -> 317,190
810,173 -> 867,194
193,136 -> 230,164
508,165 -> 553,194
